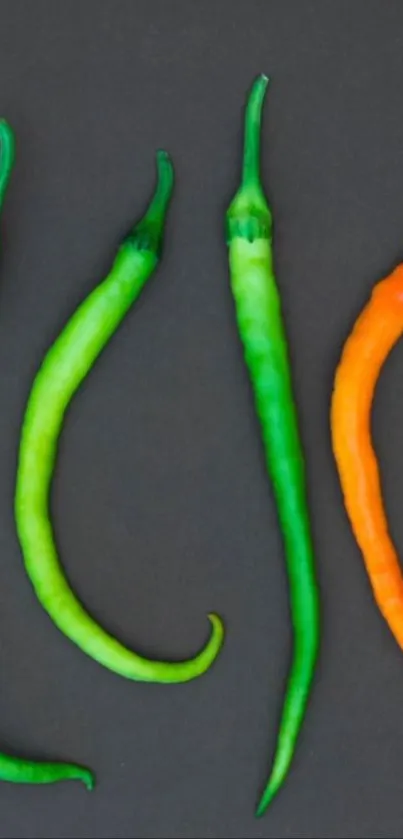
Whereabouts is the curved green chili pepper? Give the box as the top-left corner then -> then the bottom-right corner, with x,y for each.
15,150 -> 224,684
226,76 -> 320,814
0,120 -> 93,788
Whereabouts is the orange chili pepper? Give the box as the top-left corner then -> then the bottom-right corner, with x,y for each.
331,264 -> 403,647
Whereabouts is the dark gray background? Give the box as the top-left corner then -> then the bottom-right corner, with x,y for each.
0,1 -> 403,837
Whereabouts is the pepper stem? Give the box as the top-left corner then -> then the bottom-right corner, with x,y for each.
0,120 -> 15,210
141,150 -> 174,227
125,150 -> 174,257
242,74 -> 269,193
226,74 -> 272,242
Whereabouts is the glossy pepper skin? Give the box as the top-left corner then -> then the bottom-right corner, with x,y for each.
0,120 -> 93,788
331,264 -> 403,650
226,76 -> 320,815
15,151 -> 224,684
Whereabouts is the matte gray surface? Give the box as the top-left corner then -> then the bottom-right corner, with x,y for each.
0,1 -> 402,837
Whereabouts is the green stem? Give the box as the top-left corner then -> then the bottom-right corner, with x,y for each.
242,74 -> 269,193
226,74 -> 271,243
126,150 -> 174,256
0,120 -> 15,210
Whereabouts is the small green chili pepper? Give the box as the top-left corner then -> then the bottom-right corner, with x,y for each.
226,76 -> 320,814
15,149 -> 224,684
0,120 -> 93,788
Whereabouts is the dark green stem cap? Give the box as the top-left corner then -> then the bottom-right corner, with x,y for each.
123,150 -> 174,258
226,74 -> 272,243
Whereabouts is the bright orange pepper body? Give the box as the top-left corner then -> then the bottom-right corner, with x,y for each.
332,264 -> 403,646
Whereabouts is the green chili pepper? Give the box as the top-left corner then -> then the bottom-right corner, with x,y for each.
0,120 -> 14,207
226,76 -> 320,815
15,150 -> 224,684
0,120 -> 93,788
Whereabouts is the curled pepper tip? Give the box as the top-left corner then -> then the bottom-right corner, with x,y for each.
207,611 -> 224,633
61,764 -> 95,790
82,769 -> 96,791
206,612 -> 225,647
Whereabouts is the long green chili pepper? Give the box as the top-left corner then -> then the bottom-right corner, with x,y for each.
15,150 -> 224,683
225,76 -> 320,814
0,120 -> 93,788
